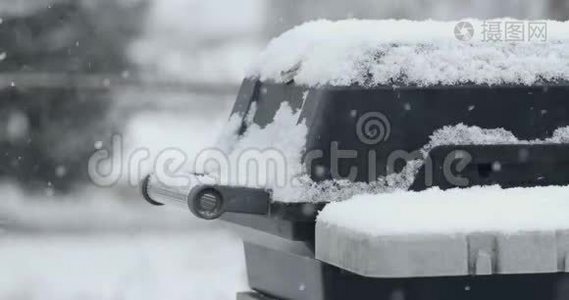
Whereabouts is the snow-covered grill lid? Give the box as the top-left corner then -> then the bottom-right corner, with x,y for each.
248,19 -> 569,87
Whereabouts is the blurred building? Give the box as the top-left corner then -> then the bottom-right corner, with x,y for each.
0,0 -> 147,193
265,0 -> 568,36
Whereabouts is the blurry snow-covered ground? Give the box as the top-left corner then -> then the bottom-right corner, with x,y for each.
0,232 -> 246,300
0,107 -> 248,299
0,97 -> 245,299
0,0 -> 262,298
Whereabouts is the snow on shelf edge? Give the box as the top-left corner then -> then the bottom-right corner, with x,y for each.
317,185 -> 569,235
248,19 -> 569,87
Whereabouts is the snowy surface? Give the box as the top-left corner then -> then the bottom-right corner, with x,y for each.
287,124 -> 569,203
197,102 -> 308,202
428,123 -> 569,148
249,19 -> 569,87
0,232 -> 246,300
0,180 -> 248,300
317,185 -> 569,235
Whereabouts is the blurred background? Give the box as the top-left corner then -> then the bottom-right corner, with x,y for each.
0,0 -> 567,299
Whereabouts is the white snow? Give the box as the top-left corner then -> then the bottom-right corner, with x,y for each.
286,123 -> 569,203
288,161 -> 422,203
198,102 -> 308,202
205,115 -> 569,203
0,232 -> 246,300
428,123 -> 569,149
249,19 -> 569,87
317,185 -> 569,235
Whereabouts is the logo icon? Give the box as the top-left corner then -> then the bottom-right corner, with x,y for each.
356,112 -> 391,145
454,21 -> 474,41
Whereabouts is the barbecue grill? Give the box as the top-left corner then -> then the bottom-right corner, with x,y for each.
141,19 -> 569,300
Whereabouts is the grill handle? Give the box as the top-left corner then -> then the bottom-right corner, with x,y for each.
141,174 -> 271,220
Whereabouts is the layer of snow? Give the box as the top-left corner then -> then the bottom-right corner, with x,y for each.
317,185 -> 569,235
249,19 -> 569,87
289,160 -> 422,203
291,123 -> 569,203
428,123 -> 569,149
192,103 -> 308,202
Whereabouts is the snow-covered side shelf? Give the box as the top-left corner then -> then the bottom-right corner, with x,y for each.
248,19 -> 569,87
316,185 -> 569,278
